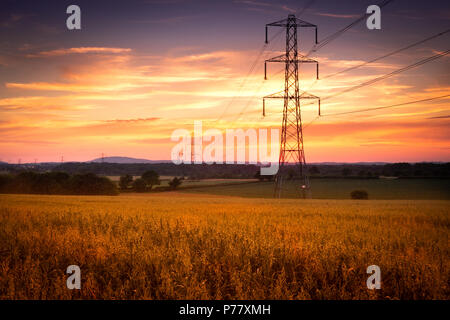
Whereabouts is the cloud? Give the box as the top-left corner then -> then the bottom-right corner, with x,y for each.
234,0 -> 296,14
0,96 -> 94,111
427,115 -> 450,119
2,39 -> 449,162
0,139 -> 58,145
29,47 -> 132,58
306,119 -> 450,142
132,15 -> 200,24
5,82 -> 140,93
315,12 -> 360,19
0,56 -> 8,67
1,13 -> 33,28
103,117 -> 160,123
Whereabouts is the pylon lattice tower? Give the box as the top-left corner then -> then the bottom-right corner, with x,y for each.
263,14 -> 320,198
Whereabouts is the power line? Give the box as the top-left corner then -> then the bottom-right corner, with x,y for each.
232,3 -> 319,123
320,94 -> 450,117
303,115 -> 320,128
271,48 -> 449,113
216,30 -> 283,122
296,0 -> 316,16
224,1 -> 319,123
321,49 -> 450,101
307,0 -> 394,56
321,28 -> 450,80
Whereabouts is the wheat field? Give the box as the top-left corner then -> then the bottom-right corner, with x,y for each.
0,193 -> 448,299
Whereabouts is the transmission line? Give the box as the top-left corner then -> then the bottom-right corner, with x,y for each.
296,0 -> 316,16
321,28 -> 450,80
320,94 -> 450,117
321,49 -> 450,101
307,0 -> 394,56
215,30 -> 284,122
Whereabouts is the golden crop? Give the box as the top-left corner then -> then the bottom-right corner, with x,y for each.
0,193 -> 448,299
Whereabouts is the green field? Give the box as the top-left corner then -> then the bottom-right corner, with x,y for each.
106,176 -> 257,189
182,178 -> 450,200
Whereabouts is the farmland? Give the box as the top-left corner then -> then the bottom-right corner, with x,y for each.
0,193 -> 448,299
182,178 -> 450,200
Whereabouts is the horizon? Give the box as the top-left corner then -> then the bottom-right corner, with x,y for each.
2,155 -> 448,165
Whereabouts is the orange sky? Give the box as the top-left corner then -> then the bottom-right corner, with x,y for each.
1,1 -> 449,163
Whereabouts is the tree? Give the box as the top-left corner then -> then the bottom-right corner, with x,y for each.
141,170 -> 160,190
0,174 -> 13,193
69,173 -> 118,195
132,178 -> 147,192
119,174 -> 133,190
168,177 -> 182,190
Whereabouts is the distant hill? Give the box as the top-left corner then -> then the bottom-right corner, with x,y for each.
89,156 -> 171,164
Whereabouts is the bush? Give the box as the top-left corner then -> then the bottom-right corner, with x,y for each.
132,178 -> 147,192
141,170 -> 160,190
351,190 -> 369,199
0,174 -> 14,193
168,177 -> 182,190
119,174 -> 133,190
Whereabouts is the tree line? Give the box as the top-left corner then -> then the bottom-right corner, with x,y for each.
0,172 -> 118,195
0,170 -> 184,195
119,170 -> 182,192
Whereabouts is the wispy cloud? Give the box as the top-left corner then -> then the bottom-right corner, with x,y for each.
1,13 -> 33,28
103,117 -> 160,123
5,82 -> 140,92
29,47 -> 132,58
427,115 -> 450,119
132,15 -> 199,24
234,0 -> 296,14
315,12 -> 360,19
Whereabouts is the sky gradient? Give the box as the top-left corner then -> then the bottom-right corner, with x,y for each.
0,0 -> 449,163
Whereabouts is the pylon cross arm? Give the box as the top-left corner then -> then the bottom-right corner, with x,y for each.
265,15 -> 318,44
266,54 -> 317,64
299,92 -> 319,99
265,55 -> 319,80
266,18 -> 316,28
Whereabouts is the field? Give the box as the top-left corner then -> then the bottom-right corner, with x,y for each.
183,178 -> 450,200
0,193 -> 448,299
107,175 -> 258,189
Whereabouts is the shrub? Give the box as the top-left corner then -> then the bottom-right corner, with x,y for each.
119,174 -> 133,190
132,178 -> 147,192
0,174 -> 14,193
141,170 -> 160,190
351,190 -> 369,199
168,177 -> 182,190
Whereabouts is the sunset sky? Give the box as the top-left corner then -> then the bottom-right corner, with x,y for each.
0,0 -> 449,163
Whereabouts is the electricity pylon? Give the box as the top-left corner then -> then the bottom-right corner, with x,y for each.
263,14 -> 320,199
